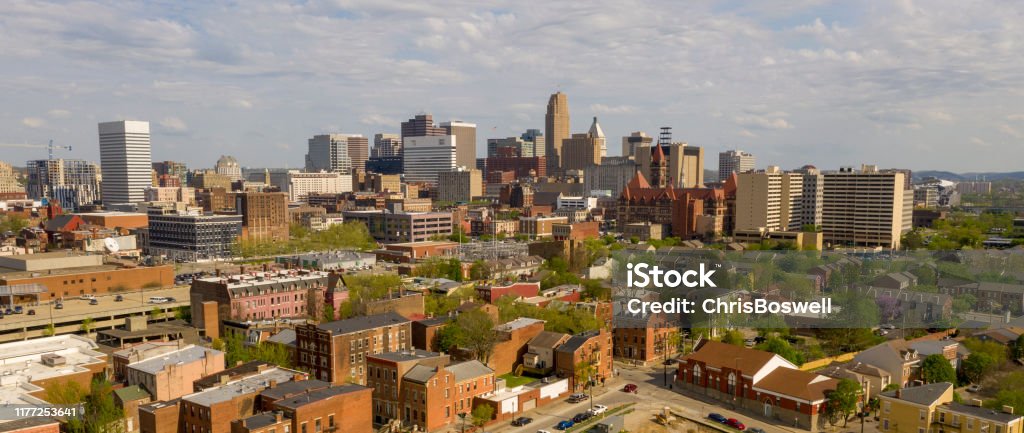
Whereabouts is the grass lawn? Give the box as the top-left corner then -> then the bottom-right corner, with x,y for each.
498,373 -> 536,388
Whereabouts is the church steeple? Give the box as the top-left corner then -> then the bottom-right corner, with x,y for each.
650,144 -> 668,188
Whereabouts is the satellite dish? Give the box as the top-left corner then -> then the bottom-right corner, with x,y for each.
103,237 -> 120,253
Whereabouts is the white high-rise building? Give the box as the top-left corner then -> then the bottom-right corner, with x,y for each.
734,166 -> 804,232
822,165 -> 912,249
402,135 -> 457,185
718,150 -> 756,182
99,120 -> 152,205
794,165 -> 824,228
305,134 -> 357,174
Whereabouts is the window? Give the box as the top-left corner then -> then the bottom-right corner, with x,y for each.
301,423 -> 307,433
968,418 -> 974,429
884,401 -> 891,413
315,419 -> 321,433
727,373 -> 737,395
920,409 -> 926,421
883,419 -> 889,430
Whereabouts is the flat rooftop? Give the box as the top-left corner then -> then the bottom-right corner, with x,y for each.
0,252 -> 103,273
0,335 -> 106,409
127,345 -> 221,375
194,269 -> 329,291
183,367 -> 299,407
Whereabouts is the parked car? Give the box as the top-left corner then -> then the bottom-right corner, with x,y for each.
80,294 -> 97,301
589,405 -> 608,415
726,419 -> 746,430
55,303 -> 63,310
27,309 -> 36,316
746,427 -> 766,433
115,295 -> 124,302
708,413 -> 728,424
512,417 -> 533,426
967,384 -> 982,393
166,297 -> 176,302
89,299 -> 99,305
568,393 -> 588,403
555,420 -> 574,430
537,431 -> 551,433
3,308 -> 11,315
13,306 -> 23,314
572,412 -> 592,423
623,384 -> 638,393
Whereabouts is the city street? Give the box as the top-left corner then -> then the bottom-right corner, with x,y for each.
482,363 -> 882,433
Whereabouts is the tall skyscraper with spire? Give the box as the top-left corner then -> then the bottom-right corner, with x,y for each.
544,92 -> 569,175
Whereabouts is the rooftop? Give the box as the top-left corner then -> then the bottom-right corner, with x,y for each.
183,367 -> 299,406
939,402 -> 1022,423
127,345 -> 222,375
193,361 -> 272,390
0,335 -> 106,407
317,312 -> 410,335
194,269 -> 330,294
368,349 -> 444,363
273,385 -> 369,410
881,382 -> 953,406
494,317 -> 544,333
445,360 -> 493,382
259,379 -> 331,401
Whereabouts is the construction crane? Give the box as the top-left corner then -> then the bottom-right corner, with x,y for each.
0,140 -> 72,160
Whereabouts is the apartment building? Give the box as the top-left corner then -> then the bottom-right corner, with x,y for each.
718,150 -> 756,181
232,382 -> 373,433
554,329 -> 614,392
822,165 -> 912,249
178,366 -> 304,433
287,171 -> 352,202
365,350 -> 450,426
341,210 -> 453,243
878,382 -> 954,433
295,312 -> 413,385
190,269 -> 330,333
437,168 -> 482,203
735,166 -> 804,232
400,360 -> 495,431
518,215 -> 568,239
125,345 -> 226,401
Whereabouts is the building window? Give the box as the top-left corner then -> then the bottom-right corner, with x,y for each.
920,410 -> 925,421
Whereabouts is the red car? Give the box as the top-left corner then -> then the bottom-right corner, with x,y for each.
622,384 -> 638,393
726,419 -> 746,430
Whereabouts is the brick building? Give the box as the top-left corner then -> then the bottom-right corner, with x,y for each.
235,192 -> 289,242
399,360 -> 495,431
373,241 -> 459,263
365,350 -> 450,427
232,383 -> 374,433
125,345 -> 226,401
411,317 -> 448,352
178,366 -> 304,433
518,215 -> 568,239
190,269 -> 330,335
0,253 -> 174,301
295,312 -> 412,385
554,329 -> 614,392
612,299 -> 680,365
483,318 -> 545,375
77,211 -> 150,229
475,282 -> 540,303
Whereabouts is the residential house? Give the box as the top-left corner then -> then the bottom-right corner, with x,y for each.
555,329 -> 614,392
125,345 -> 226,401
365,350 -> 450,426
400,360 -> 495,431
878,382 -> 954,433
233,383 -> 373,433
933,401 -> 1023,433
295,312 -> 412,385
853,340 -> 923,387
522,331 -> 571,375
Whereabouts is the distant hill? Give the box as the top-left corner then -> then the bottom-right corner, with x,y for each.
914,171 -> 1024,182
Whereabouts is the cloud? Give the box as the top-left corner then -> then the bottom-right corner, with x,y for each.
158,117 -> 188,132
733,113 -> 793,130
47,109 -> 71,118
1008,114 -> 1024,121
998,124 -> 1023,138
21,117 -> 45,128
927,111 -> 953,122
589,104 -> 637,114
738,130 -> 757,138
970,137 -> 992,147
359,114 -> 398,127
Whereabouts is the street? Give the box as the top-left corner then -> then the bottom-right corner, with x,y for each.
483,363 -> 883,433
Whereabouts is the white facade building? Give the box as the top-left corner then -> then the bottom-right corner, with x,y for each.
287,171 -> 352,202
305,134 -> 358,175
99,120 -> 152,205
555,194 -> 598,211
402,135 -> 457,185
718,150 -> 756,182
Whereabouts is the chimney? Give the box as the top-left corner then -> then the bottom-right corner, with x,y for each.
896,389 -> 902,399
215,269 -> 221,277
1003,405 -> 1014,414
269,380 -> 278,388
275,412 -> 283,422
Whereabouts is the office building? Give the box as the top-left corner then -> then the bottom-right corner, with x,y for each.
437,167 -> 482,203
189,170 -> 232,190
235,192 -> 289,242
99,120 -> 152,205
487,137 -> 536,158
822,165 -> 912,249
635,136 -> 705,188
621,131 -> 654,160
143,186 -> 195,204
584,156 -> 636,196
521,128 -> 545,158
440,120 -> 477,169
560,117 -> 605,172
734,166 -> 804,232
794,165 -> 824,228
401,114 -> 446,140
483,156 -> 545,179
152,160 -> 188,180
957,181 -> 992,195
341,209 -> 453,243
214,155 -> 242,181
365,156 -> 403,175
25,159 -> 102,210
545,92 -> 570,174
402,135 -> 457,185
304,134 -> 357,175
345,135 -> 370,174
287,171 -> 352,202
618,148 -> 705,239
719,150 -> 756,181
372,133 -> 402,157
145,212 -> 242,261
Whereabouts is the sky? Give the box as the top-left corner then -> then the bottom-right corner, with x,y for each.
1,0 -> 1023,172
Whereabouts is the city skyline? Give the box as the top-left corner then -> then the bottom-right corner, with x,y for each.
1,1 -> 1023,171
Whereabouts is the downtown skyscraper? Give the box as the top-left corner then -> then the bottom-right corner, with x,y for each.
99,120 -> 152,205
545,92 -> 569,175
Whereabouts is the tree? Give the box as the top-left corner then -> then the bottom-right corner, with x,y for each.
80,317 -> 95,335
150,307 -> 163,320
756,337 -> 805,365
962,338 -> 1009,366
454,310 -> 497,363
174,306 -> 191,322
43,323 -> 56,336
574,360 -> 597,392
469,260 -> 491,281
825,378 -> 861,427
961,353 -> 997,384
322,304 -> 336,322
721,330 -> 745,346
1012,334 -> 1024,361
920,354 -> 957,384
66,377 -> 126,433
45,380 -> 87,404
471,404 -> 494,427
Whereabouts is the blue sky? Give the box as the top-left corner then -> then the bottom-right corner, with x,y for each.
1,0 -> 1022,172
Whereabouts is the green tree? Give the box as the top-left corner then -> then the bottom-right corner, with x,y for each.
80,317 -> 95,335
471,404 -> 494,427
574,360 -> 597,392
721,330 -> 745,346
920,354 -> 957,384
150,307 -> 163,320
322,304 -> 336,322
43,323 -> 56,336
66,377 -> 126,433
825,378 -> 861,426
174,306 -> 191,322
962,338 -> 1009,366
961,353 -> 996,384
469,260 -> 491,281
453,309 -> 497,363
45,380 -> 87,404
756,337 -> 805,365
1012,334 -> 1024,361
